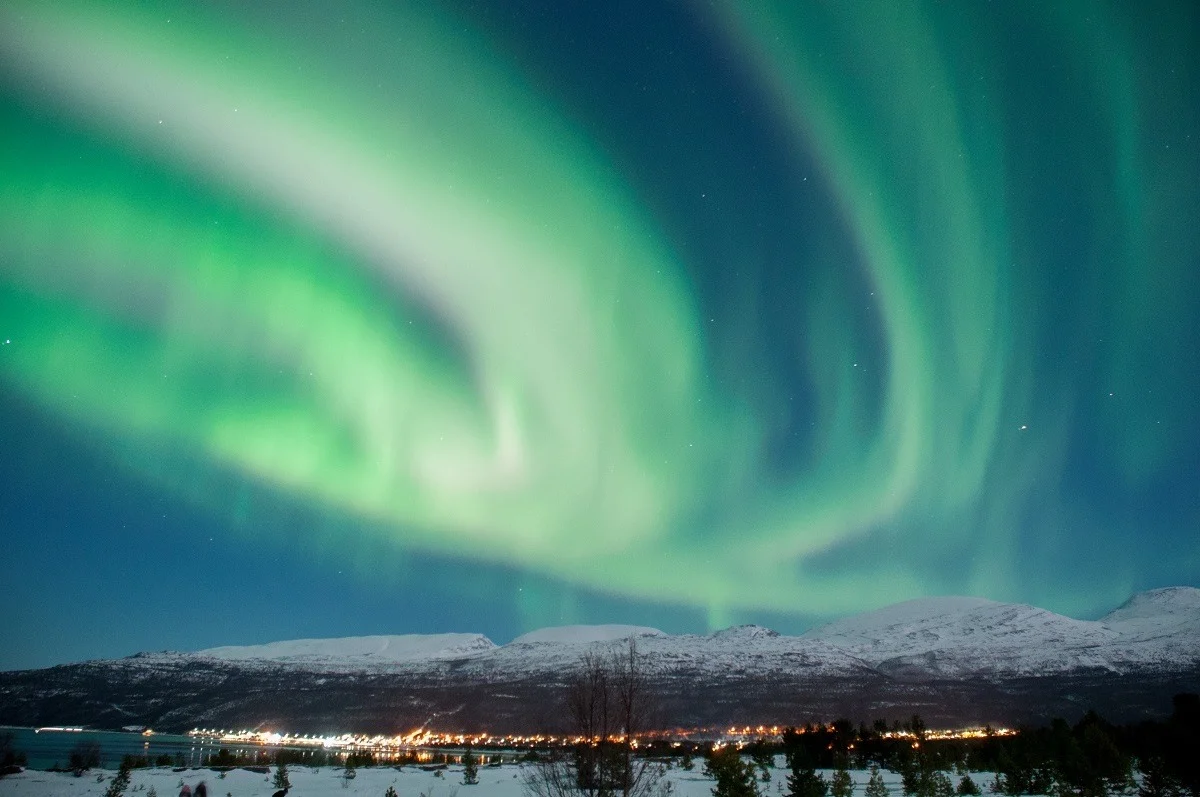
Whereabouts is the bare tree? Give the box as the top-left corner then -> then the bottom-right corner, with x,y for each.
522,638 -> 665,797
610,639 -> 658,797
569,650 -> 611,796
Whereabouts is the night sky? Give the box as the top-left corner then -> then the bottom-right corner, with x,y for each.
2,1 -> 1198,671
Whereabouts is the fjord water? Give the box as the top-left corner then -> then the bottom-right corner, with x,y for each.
1,727 -> 284,771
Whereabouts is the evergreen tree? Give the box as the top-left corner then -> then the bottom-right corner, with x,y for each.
930,772 -> 954,797
900,756 -> 922,796
751,745 -> 774,783
786,747 -> 828,797
865,765 -> 889,797
385,787 -> 399,797
272,759 -> 291,792
103,760 -> 132,797
829,754 -> 854,797
832,768 -> 855,797
709,747 -> 760,797
957,775 -> 981,796
462,746 -> 479,786
1164,694 -> 1199,797
1138,758 -> 1183,797
1051,718 -> 1128,797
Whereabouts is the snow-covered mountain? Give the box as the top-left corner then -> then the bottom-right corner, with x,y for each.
1101,587 -> 1200,639
802,596 -> 1116,676
801,588 -> 1200,677
197,633 -> 497,666
172,587 -> 1199,678
463,622 -> 873,681
2,588 -> 1196,732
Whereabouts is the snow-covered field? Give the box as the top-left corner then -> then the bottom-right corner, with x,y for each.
0,762 -> 976,797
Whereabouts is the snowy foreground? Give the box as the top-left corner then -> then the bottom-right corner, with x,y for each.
0,763 -> 988,797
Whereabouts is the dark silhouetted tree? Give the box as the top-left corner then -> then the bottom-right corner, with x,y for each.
272,758 -> 291,792
463,746 -> 479,785
69,741 -> 102,776
786,746 -> 827,797
865,765 -> 889,797
709,746 -> 760,797
1139,757 -> 1183,797
103,760 -> 132,797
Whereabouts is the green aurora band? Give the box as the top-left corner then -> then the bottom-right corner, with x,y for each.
1,1 -> 1196,625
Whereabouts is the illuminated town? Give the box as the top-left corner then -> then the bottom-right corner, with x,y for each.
185,723 -> 1015,754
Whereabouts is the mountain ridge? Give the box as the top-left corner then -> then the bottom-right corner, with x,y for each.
2,587 -> 1195,733
149,587 -> 1200,677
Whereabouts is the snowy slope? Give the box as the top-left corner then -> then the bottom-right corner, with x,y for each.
137,588 -> 1200,679
463,623 -> 875,681
196,633 -> 496,666
1101,586 -> 1200,638
802,590 -> 1200,676
0,758 -> 932,797
802,596 -> 1117,675
1097,587 -> 1200,667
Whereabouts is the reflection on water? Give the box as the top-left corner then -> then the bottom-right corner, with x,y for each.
0,727 -> 515,771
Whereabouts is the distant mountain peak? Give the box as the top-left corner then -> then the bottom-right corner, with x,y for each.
1103,586 -> 1200,621
711,624 -> 780,640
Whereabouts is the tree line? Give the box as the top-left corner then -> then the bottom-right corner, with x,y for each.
524,639 -> 1197,797
705,693 -> 1199,797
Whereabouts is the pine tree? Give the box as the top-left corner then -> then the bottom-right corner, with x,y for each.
1138,757 -> 1183,797
832,767 -> 855,797
103,761 -> 132,797
900,754 -> 922,797
272,759 -> 291,791
710,747 -> 761,797
385,786 -> 399,797
751,746 -> 774,783
865,765 -> 889,797
957,775 -> 980,796
462,746 -> 479,785
786,754 -> 828,797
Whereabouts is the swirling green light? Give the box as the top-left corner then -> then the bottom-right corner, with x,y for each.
0,1 -> 738,595
2,0 -> 1195,625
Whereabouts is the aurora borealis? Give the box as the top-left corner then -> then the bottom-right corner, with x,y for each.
2,1 -> 1197,669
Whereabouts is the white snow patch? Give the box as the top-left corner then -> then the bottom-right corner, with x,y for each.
197,633 -> 495,663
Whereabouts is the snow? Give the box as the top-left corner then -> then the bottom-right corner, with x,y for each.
709,625 -> 781,641
1100,586 -> 1200,635
110,587 -> 1197,681
0,761 -> 983,797
509,625 -> 666,645
197,634 -> 496,664
811,597 -> 1003,634
801,589 -> 1200,676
